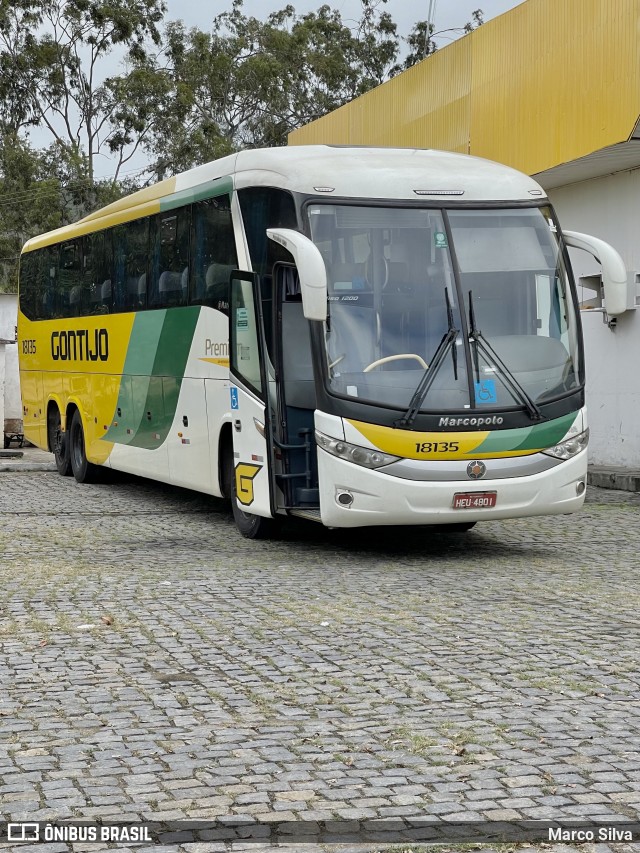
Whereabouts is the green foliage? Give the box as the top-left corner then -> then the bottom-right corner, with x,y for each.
464,9 -> 485,33
0,0 -> 167,182
393,7 -> 484,74
0,135 -> 63,291
139,0 -> 401,173
0,0 -> 484,268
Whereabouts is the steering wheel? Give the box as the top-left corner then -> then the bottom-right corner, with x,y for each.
363,353 -> 429,373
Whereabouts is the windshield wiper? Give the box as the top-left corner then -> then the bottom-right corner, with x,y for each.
467,291 -> 543,422
395,289 -> 459,429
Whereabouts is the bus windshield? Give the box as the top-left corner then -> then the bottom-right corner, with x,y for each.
308,203 -> 580,414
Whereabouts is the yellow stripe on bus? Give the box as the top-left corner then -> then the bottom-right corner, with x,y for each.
199,357 -> 230,367
347,419 -> 491,460
22,199 -> 164,252
348,419 -> 546,460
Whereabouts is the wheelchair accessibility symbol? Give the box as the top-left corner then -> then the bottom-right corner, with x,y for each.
474,378 -> 497,404
230,387 -> 239,410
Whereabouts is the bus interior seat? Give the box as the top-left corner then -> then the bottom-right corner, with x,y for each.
205,263 -> 234,300
69,285 -> 82,316
324,263 -> 375,373
385,261 -> 410,288
158,270 -> 184,306
100,279 -> 112,310
126,274 -> 146,309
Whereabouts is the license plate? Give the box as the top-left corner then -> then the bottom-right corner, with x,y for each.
453,491 -> 497,509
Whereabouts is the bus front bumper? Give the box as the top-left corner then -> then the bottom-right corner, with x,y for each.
317,449 -> 587,528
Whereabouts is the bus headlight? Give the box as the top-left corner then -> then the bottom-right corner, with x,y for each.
541,428 -> 589,460
315,431 -> 399,469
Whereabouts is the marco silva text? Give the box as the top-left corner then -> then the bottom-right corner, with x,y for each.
549,826 -> 635,842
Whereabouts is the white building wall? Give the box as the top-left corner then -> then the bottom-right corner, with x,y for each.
4,338 -> 20,419
0,293 -> 20,434
548,169 -> 640,467
0,344 -> 5,435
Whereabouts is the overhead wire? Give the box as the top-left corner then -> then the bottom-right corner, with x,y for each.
0,163 -> 151,210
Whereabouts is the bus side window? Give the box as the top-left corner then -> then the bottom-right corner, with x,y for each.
113,219 -> 148,312
40,246 -> 58,320
19,251 -> 40,321
150,207 -> 190,308
83,231 -> 113,315
190,195 -> 237,312
237,187 -> 298,278
238,187 -> 298,360
59,240 -> 82,318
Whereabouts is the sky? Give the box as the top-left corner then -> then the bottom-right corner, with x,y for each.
164,0 -> 525,46
33,0 -> 526,181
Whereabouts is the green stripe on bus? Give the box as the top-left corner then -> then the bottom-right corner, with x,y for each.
160,176 -> 233,213
511,412 -> 577,452
128,307 -> 201,449
474,412 -> 577,455
103,311 -> 166,445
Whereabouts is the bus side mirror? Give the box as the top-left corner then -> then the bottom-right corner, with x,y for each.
267,228 -> 327,321
563,230 -> 628,317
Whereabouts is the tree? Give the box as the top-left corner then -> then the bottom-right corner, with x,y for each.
464,9 -> 485,33
393,7 -> 484,73
140,0 -> 400,174
0,0 -> 167,199
0,134 -> 63,291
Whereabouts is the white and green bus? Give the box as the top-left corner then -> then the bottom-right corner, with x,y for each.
17,146 -> 626,537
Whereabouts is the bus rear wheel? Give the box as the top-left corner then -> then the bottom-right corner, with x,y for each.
47,407 -> 71,476
69,410 -> 100,484
223,447 -> 279,540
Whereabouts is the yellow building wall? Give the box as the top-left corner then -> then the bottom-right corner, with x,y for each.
289,0 -> 640,175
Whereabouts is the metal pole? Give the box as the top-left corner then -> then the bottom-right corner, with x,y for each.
427,0 -> 437,51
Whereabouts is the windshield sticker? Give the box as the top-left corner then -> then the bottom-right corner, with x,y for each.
434,231 -> 448,248
475,378 -> 498,404
236,308 -> 248,328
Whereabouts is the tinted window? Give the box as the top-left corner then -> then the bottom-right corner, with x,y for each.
238,187 -> 297,277
113,219 -> 149,312
150,208 -> 190,308
83,230 -> 113,315
19,252 -> 39,320
190,195 -> 237,312
58,240 -> 82,317
38,247 -> 58,320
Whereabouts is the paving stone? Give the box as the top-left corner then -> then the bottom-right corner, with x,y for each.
1,474 -> 639,839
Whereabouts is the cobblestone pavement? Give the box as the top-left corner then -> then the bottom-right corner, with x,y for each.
1,470 -> 640,852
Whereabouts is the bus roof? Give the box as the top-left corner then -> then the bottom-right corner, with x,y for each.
22,146 -> 547,253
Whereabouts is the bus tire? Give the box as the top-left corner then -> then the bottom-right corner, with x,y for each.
223,447 -> 279,540
69,410 -> 100,484
47,406 -> 71,477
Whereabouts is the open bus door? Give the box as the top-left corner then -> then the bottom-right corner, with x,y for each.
228,271 -> 278,536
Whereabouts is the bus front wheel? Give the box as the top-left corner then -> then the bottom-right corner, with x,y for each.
223,448 -> 279,540
69,410 -> 100,484
47,407 -> 71,477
